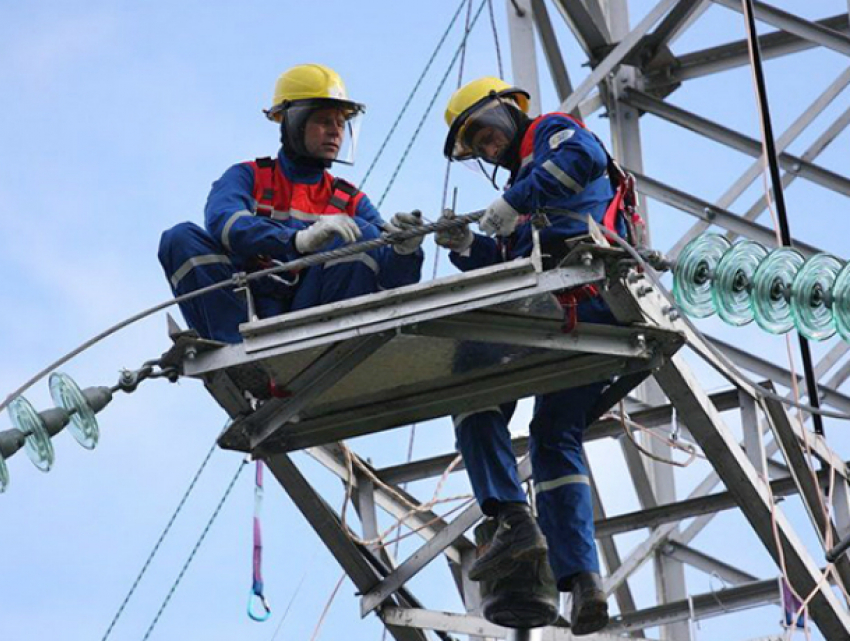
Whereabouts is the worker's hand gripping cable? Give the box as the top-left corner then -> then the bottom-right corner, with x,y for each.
434,208 -> 473,253
294,215 -> 362,253
385,210 -> 426,255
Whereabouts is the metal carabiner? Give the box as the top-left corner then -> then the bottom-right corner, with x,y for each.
247,590 -> 271,622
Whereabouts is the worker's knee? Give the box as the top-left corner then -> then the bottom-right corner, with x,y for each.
158,221 -> 215,266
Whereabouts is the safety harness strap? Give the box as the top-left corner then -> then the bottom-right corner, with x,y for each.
252,157 -> 277,218
327,178 -> 360,213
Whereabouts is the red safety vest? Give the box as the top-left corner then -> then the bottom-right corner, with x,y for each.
247,156 -> 364,221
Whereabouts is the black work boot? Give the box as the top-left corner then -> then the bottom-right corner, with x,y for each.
568,571 -> 609,635
468,502 -> 548,582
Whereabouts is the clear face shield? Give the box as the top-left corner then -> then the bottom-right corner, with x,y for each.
284,99 -> 364,165
446,97 -> 520,188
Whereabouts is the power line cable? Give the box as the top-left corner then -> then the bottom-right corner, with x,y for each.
376,0 -> 490,208
739,0 -> 825,437
141,457 -> 248,641
359,0 -> 470,189
487,0 -> 505,79
100,437 -> 220,641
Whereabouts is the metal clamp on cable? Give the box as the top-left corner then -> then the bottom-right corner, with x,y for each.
114,359 -> 179,394
231,271 -> 257,321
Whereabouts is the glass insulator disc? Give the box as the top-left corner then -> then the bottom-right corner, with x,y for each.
7,396 -> 54,472
673,234 -> 731,318
833,261 -> 850,344
752,247 -> 804,335
0,452 -> 8,493
791,253 -> 842,341
49,372 -> 99,450
712,240 -> 768,326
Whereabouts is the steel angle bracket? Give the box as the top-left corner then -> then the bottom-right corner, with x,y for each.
185,257 -> 605,373
260,352 -> 654,454
402,312 -> 682,360
220,332 -> 392,453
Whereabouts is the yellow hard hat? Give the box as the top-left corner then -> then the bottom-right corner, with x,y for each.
444,77 -> 530,161
444,77 -> 529,128
265,63 -> 364,122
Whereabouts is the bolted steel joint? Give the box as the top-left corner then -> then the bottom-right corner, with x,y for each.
662,305 -> 681,321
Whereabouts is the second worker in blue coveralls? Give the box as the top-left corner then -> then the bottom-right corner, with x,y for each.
159,64 -> 425,344
438,77 -> 630,635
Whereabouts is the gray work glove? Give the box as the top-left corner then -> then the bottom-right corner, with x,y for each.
386,210 -> 425,255
434,208 -> 473,254
294,214 -> 362,253
479,196 -> 520,237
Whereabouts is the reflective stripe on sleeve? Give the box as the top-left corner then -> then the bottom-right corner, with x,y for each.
324,253 -> 379,274
221,209 -> 254,251
453,407 -> 503,428
535,474 -> 590,494
542,160 -> 584,194
170,254 -> 233,289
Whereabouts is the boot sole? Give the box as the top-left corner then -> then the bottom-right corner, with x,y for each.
468,543 -> 548,582
571,599 -> 609,635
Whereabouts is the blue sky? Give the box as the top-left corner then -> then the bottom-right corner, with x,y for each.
1,1 -> 849,640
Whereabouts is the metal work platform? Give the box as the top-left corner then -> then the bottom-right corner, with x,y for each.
177,250 -> 684,455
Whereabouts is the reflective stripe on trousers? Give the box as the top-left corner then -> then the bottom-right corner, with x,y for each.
535,474 -> 590,494
170,254 -> 232,289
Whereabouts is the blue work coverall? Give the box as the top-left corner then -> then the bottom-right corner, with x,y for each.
158,149 -> 423,343
450,113 -> 622,587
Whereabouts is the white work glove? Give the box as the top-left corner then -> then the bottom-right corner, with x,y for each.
434,208 -> 473,254
386,210 -> 425,255
294,215 -> 362,253
478,196 -> 520,237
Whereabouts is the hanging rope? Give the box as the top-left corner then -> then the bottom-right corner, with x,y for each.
338,443 -> 472,550
376,0 -> 490,208
100,436 -> 220,641
141,457 -> 248,641
606,401 -> 701,468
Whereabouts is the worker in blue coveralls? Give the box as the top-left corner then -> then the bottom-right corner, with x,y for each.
158,64 -> 425,344
437,77 -> 629,635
